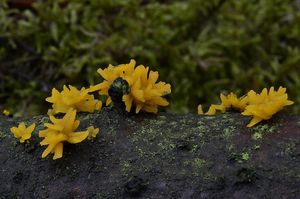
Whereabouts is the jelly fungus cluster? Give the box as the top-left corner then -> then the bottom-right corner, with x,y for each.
198,87 -> 293,127
10,59 -> 170,160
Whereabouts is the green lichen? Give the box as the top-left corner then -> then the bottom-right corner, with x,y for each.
191,144 -> 200,153
226,145 -> 252,164
136,147 -> 146,157
193,161 -> 208,176
184,158 -> 207,176
197,125 -> 206,133
251,124 -> 278,140
193,158 -> 207,169
222,126 -> 236,139
283,142 -> 296,156
0,130 -> 6,140
122,161 -> 132,176
253,132 -> 263,140
241,152 -> 250,161
155,141 -> 176,158
148,117 -> 167,126
227,144 -> 234,152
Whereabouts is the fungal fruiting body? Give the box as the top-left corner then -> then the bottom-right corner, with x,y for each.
39,109 -> 89,160
96,59 -> 171,113
87,126 -> 99,140
242,87 -> 294,127
198,87 -> 294,127
10,122 -> 36,143
46,85 -> 102,115
198,92 -> 247,115
220,93 -> 248,111
3,109 -> 10,116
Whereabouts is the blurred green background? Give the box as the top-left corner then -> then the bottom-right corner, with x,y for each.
1,0 -> 300,117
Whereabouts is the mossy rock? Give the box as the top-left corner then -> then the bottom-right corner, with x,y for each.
0,108 -> 299,198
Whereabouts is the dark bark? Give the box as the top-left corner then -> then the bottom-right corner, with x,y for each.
0,108 -> 299,198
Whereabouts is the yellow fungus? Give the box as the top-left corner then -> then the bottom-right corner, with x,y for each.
39,109 -> 89,160
87,126 -> 99,140
197,105 -> 204,114
10,122 -> 36,143
46,85 -> 102,115
220,92 -> 248,111
198,87 -> 294,128
198,92 -> 247,115
3,109 -> 10,116
242,87 -> 294,127
95,59 -> 171,113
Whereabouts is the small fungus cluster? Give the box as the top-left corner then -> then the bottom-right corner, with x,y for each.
9,59 -> 171,160
10,122 -> 36,143
198,87 -> 294,127
46,85 -> 102,115
95,59 -> 171,113
39,109 -> 90,160
3,109 -> 10,116
242,87 -> 294,127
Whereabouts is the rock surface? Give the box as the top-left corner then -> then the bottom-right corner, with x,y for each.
0,108 -> 299,198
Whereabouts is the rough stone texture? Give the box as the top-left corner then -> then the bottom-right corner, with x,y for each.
0,108 -> 299,199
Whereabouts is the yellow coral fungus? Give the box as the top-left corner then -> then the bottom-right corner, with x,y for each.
197,105 -> 204,114
46,85 -> 102,115
10,122 -> 36,143
3,109 -> 10,116
220,92 -> 248,111
242,87 -> 294,127
198,92 -> 247,115
39,109 -> 89,160
198,87 -> 293,127
96,59 -> 171,113
87,126 -> 99,140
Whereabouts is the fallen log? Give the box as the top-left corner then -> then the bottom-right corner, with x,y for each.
0,108 -> 299,198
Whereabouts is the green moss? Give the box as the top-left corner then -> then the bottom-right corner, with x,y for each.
2,0 -> 300,115
283,142 -> 296,156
